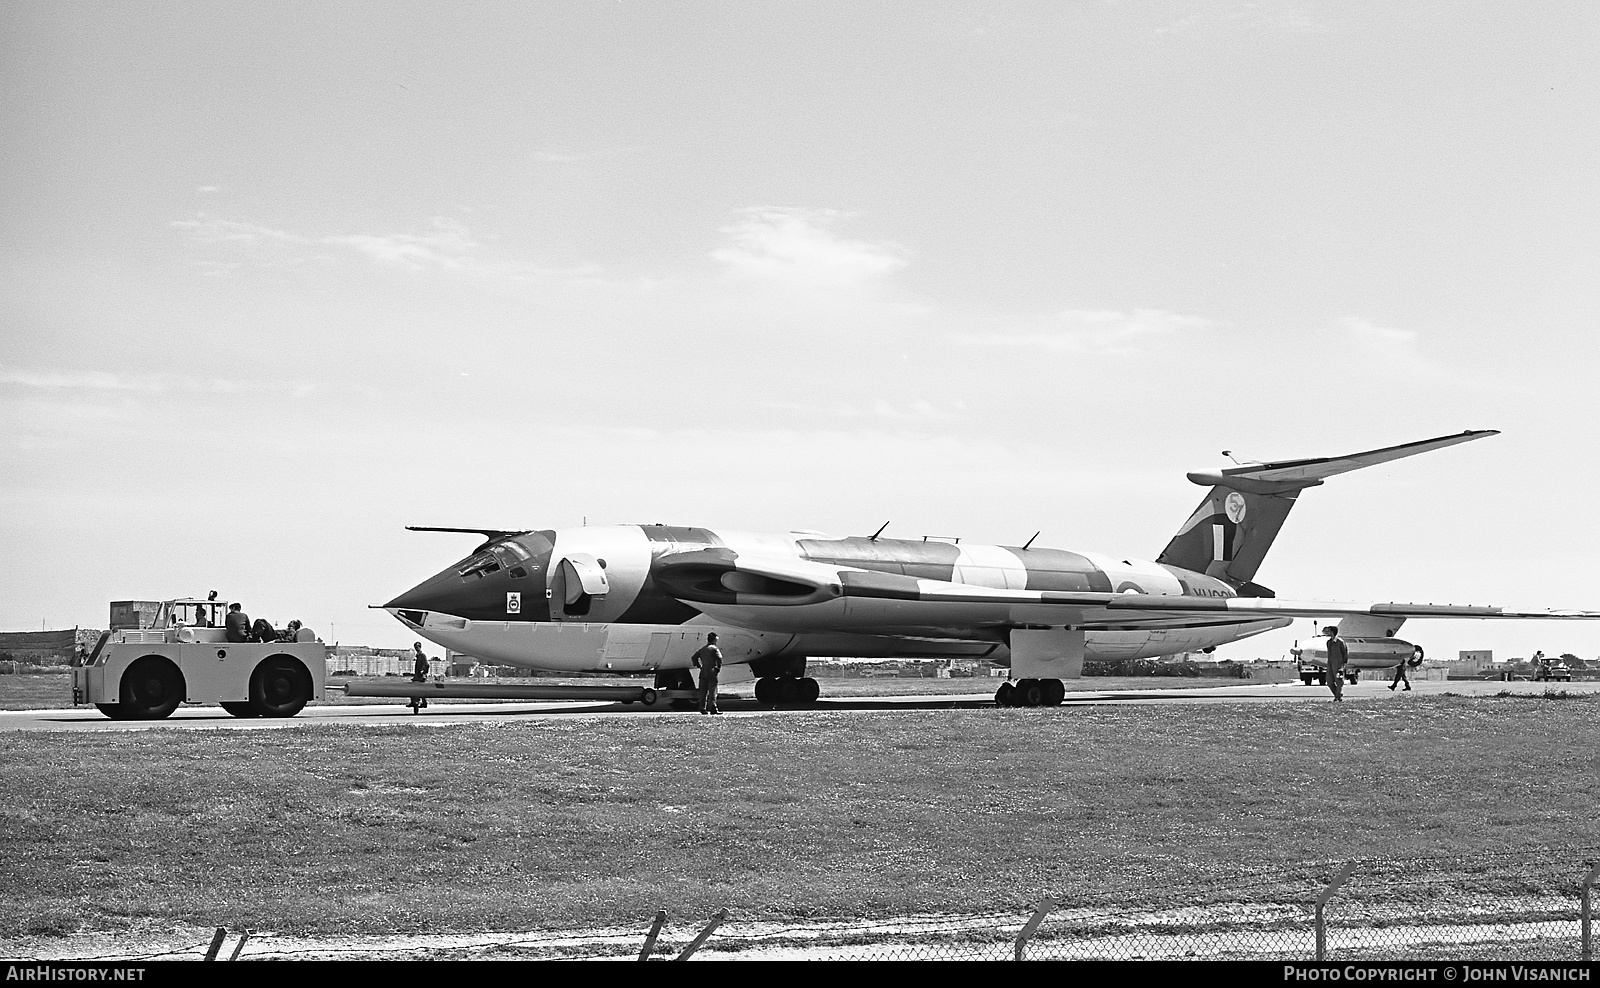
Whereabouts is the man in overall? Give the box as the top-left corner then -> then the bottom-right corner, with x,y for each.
1389,653 -> 1413,691
1324,625 -> 1349,703
408,641 -> 430,713
691,632 -> 723,715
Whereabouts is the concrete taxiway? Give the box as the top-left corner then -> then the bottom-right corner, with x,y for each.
3,677 -> 1593,732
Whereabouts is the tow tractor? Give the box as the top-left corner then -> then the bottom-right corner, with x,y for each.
73,598 -> 327,720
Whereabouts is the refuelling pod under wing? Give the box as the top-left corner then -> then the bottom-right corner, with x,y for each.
1292,635 -> 1424,671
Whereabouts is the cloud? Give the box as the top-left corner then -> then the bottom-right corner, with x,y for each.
951,309 -> 1216,356
710,208 -> 907,288
0,367 -> 313,396
323,217 -> 481,272
170,215 -> 303,247
1336,316 -> 1447,380
172,212 -> 604,284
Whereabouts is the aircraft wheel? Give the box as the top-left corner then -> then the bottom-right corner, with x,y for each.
120,656 -> 184,720
249,656 -> 312,718
754,677 -> 775,704
1042,679 -> 1066,706
777,677 -> 800,703
994,682 -> 1015,707
1017,679 -> 1046,707
220,702 -> 258,718
799,678 -> 820,703
639,688 -> 658,707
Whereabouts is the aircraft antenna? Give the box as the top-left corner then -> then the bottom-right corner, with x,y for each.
1021,531 -> 1040,551
869,520 -> 891,542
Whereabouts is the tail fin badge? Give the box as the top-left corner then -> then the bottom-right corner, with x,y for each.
1225,492 -> 1247,523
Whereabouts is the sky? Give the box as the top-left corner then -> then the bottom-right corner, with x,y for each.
3,1 -> 1598,663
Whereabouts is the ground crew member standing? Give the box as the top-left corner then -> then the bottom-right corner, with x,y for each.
691,632 -> 723,715
408,641 -> 430,713
1324,625 -> 1349,703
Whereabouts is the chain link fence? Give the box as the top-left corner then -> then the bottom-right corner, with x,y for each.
821,851 -> 1600,961
33,851 -> 1598,961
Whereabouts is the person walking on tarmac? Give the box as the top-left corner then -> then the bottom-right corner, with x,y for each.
1388,654 -> 1413,691
691,632 -> 723,715
408,641 -> 430,713
1324,625 -> 1349,703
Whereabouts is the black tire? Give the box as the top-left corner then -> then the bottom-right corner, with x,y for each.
120,656 -> 185,720
994,681 -> 1015,707
754,677 -> 775,704
249,656 -> 312,718
1018,679 -> 1046,707
1042,679 -> 1066,706
95,703 -> 133,721
777,677 -> 800,703
220,702 -> 258,718
639,688 -> 658,707
799,677 -> 820,703
1301,675 -> 1314,686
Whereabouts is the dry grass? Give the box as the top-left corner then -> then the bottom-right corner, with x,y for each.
2,693 -> 1596,937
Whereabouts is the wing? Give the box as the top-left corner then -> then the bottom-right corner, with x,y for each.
654,549 -> 1600,633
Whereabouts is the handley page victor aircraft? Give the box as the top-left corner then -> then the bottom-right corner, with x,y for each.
382,431 -> 1598,706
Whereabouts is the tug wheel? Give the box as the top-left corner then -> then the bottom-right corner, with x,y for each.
249,656 -> 312,718
120,656 -> 184,720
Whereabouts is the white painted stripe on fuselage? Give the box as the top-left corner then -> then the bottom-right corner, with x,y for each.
952,543 -> 1030,590
1076,550 -> 1186,595
716,530 -> 808,559
546,526 -> 654,621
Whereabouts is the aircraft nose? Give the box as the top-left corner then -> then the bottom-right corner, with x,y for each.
384,567 -> 463,621
385,535 -> 553,624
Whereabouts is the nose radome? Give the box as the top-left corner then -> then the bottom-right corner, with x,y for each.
384,564 -> 514,622
386,532 -> 556,623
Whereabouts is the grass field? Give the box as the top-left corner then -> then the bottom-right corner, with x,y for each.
2,689 -> 1596,941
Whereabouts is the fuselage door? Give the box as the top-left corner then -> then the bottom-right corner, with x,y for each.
551,553 -> 610,619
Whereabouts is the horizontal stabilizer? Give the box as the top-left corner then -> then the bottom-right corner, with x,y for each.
1186,430 -> 1498,494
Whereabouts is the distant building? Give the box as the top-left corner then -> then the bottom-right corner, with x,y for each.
1448,649 -> 1494,679
326,644 -> 415,677
0,629 -> 103,666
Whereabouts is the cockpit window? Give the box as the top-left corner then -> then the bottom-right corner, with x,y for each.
491,543 -> 531,579
458,541 -> 534,580
456,551 -> 501,580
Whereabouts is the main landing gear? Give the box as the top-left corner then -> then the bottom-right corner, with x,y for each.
995,678 -> 1066,707
754,676 -> 820,705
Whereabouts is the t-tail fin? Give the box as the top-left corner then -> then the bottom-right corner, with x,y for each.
1155,430 -> 1498,595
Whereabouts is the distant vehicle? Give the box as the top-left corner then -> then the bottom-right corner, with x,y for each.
1290,636 -> 1423,687
1534,660 -> 1573,683
73,597 -> 326,720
